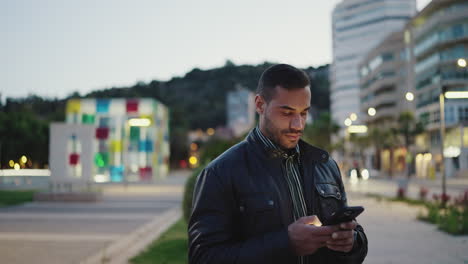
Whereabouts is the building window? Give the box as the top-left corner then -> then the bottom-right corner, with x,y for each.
459,107 -> 468,122
382,52 -> 394,61
419,112 -> 430,125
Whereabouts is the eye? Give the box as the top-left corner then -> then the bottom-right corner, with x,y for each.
282,111 -> 292,116
300,112 -> 307,117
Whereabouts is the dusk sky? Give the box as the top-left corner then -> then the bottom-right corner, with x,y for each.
2,0 -> 431,100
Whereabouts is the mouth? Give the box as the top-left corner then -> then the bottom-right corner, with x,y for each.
284,133 -> 301,141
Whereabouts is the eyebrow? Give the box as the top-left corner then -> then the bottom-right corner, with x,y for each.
279,105 -> 311,112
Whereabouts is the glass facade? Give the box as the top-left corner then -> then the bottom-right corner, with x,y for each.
415,21 -> 468,56
332,0 -> 416,127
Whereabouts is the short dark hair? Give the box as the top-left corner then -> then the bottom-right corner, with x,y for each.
256,64 -> 310,102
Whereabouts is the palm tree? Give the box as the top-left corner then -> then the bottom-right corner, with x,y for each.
396,111 -> 425,177
349,133 -> 372,171
366,127 -> 397,177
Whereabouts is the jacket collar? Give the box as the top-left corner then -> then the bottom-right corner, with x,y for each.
252,127 -> 300,160
245,129 -> 329,163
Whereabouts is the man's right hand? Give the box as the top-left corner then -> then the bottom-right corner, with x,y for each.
287,215 -> 338,256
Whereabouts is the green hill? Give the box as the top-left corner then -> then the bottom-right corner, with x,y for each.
0,62 -> 329,167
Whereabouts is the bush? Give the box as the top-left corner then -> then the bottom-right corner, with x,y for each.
182,166 -> 204,223
418,202 -> 440,224
199,137 -> 239,165
418,191 -> 468,235
0,190 -> 36,207
183,136 -> 243,223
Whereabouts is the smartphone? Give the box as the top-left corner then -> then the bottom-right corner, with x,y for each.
323,206 -> 364,226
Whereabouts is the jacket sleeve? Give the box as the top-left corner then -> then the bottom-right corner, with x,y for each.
188,167 -> 295,264
324,159 -> 368,263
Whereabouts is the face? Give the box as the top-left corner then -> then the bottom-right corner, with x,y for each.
256,85 -> 311,150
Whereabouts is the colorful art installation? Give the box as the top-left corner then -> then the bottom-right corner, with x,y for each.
65,98 -> 170,183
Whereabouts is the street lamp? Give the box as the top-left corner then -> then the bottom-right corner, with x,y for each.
344,118 -> 352,127
405,92 -> 414,101
457,58 -> 467,68
439,87 -> 447,205
368,107 -> 376,116
439,59 -> 468,204
439,86 -> 468,205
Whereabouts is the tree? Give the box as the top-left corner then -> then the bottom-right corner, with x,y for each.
349,133 -> 372,169
303,112 -> 340,152
0,111 -> 49,168
395,111 -> 425,177
366,127 -> 395,174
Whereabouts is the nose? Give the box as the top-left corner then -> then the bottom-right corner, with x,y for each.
290,115 -> 304,131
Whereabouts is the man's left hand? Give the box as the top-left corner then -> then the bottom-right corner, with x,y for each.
326,220 -> 357,253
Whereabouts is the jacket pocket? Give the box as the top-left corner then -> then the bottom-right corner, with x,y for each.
315,183 -> 344,223
239,194 -> 279,236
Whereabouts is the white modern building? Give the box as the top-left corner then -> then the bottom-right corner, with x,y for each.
227,85 -> 256,137
50,98 -> 170,184
331,0 -> 417,130
408,0 -> 468,178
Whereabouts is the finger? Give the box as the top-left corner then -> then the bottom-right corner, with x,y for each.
327,244 -> 353,253
299,215 -> 323,226
339,220 -> 357,230
312,235 -> 335,243
331,230 -> 354,240
326,238 -> 354,246
308,225 -> 340,236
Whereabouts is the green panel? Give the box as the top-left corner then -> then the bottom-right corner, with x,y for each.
82,114 -> 95,124
94,152 -> 109,167
130,126 -> 140,141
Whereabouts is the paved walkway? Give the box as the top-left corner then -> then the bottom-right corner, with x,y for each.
345,178 -> 468,264
1,169 -> 467,264
348,192 -> 468,264
346,176 -> 468,201
0,170 -> 190,264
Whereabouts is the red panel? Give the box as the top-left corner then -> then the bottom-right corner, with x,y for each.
139,167 -> 152,181
95,127 -> 109,139
126,99 -> 139,113
69,153 -> 80,165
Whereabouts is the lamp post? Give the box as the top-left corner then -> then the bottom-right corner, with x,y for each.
343,118 -> 352,176
439,86 -> 447,205
439,58 -> 468,205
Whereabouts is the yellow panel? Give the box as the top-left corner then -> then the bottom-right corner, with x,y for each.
140,115 -> 154,124
66,99 -> 81,113
110,140 -> 122,152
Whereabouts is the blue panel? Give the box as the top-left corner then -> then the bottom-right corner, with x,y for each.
110,166 -> 124,182
97,99 -> 110,113
138,140 -> 154,152
146,140 -> 153,152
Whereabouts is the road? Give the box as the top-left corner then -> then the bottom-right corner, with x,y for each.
0,170 -> 190,264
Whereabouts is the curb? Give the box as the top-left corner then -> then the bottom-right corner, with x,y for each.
80,207 -> 182,264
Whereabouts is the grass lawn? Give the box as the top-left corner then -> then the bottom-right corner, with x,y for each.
130,218 -> 188,264
0,190 -> 36,207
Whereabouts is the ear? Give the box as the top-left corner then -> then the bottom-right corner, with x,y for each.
255,95 -> 266,115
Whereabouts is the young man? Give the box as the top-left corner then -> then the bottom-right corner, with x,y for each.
188,64 -> 368,264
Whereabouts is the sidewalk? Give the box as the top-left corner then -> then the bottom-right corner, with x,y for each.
0,170 -> 190,264
345,176 -> 468,264
347,192 -> 468,264
345,175 -> 468,201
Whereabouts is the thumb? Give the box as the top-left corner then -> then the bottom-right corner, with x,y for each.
299,215 -> 323,226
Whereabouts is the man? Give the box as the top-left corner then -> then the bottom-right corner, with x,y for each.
188,64 -> 367,264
